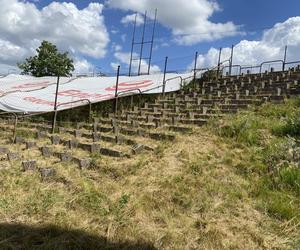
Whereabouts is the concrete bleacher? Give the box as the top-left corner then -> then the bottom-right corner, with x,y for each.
0,66 -> 299,175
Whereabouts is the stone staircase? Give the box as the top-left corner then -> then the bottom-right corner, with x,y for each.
0,67 -> 299,175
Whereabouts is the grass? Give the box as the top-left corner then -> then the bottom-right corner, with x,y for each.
0,98 -> 300,249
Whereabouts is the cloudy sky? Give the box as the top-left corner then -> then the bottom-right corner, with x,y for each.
0,0 -> 300,75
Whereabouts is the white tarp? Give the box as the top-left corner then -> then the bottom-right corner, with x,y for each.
0,72 -> 194,113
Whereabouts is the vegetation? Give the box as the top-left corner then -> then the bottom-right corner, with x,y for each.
18,41 -> 74,77
0,98 -> 299,249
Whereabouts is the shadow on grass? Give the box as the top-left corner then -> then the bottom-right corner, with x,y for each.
0,223 -> 156,250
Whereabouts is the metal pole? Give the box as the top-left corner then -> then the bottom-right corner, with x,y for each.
129,13 -> 137,76
138,11 -> 147,76
147,9 -> 157,75
216,47 -> 222,79
52,75 -> 60,134
193,51 -> 198,89
12,114 -> 18,143
162,56 -> 168,96
114,65 -> 120,115
283,45 -> 288,72
193,51 -> 198,81
229,45 -> 234,76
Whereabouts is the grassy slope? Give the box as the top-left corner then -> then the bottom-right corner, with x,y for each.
0,98 -> 299,249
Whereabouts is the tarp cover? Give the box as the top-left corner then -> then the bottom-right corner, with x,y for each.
0,72 -> 193,113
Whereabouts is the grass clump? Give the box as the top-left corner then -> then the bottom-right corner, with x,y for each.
214,111 -> 264,146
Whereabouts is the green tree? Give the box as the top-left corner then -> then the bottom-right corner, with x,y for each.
18,41 -> 74,77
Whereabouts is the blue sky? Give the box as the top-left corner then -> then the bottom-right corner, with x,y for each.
1,0 -> 300,75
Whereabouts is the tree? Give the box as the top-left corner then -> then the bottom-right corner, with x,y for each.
18,41 -> 74,77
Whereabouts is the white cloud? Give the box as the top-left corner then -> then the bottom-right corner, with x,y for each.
121,13 -> 144,26
195,17 -> 300,73
107,0 -> 239,45
112,51 -> 161,74
73,58 -> 95,75
0,0 -> 109,72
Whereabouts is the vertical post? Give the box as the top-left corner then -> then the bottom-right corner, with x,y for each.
52,75 -> 60,134
138,11 -> 147,76
283,45 -> 288,72
193,51 -> 198,89
129,13 -> 137,76
162,56 -> 168,96
147,9 -> 157,75
114,65 -> 120,115
216,47 -> 222,79
193,51 -> 198,82
12,114 -> 18,143
229,45 -> 234,76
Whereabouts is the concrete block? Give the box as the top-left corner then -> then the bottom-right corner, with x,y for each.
22,161 -> 37,171
41,147 -> 52,157
277,88 -> 281,96
100,148 -> 123,157
196,97 -> 202,105
131,120 -> 139,128
58,127 -> 66,134
51,135 -> 60,145
0,147 -> 9,154
74,130 -> 82,138
15,137 -> 25,144
26,141 -> 37,149
172,116 -> 180,125
69,139 -> 79,149
59,152 -> 72,162
40,168 -> 56,179
7,152 -> 19,161
74,158 -> 91,169
147,115 -> 154,124
37,131 -> 47,139
189,112 -> 195,119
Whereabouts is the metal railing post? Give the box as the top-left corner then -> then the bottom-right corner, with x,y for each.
52,75 -> 60,134
283,45 -> 288,72
162,56 -> 168,96
12,113 -> 18,143
193,51 -> 198,87
229,45 -> 234,76
114,65 -> 120,115
217,47 -> 222,79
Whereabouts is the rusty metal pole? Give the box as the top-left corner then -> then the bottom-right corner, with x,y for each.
52,75 -> 60,134
114,65 -> 120,115
283,45 -> 288,72
162,56 -> 168,96
216,47 -> 222,79
229,45 -> 234,76
193,51 -> 198,87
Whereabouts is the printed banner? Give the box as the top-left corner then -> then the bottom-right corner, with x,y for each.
0,72 -> 193,113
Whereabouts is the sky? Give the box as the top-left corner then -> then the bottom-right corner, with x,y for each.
0,0 -> 300,76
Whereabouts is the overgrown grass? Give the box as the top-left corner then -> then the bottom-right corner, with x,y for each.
1,97 -> 300,249
209,97 -> 300,243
